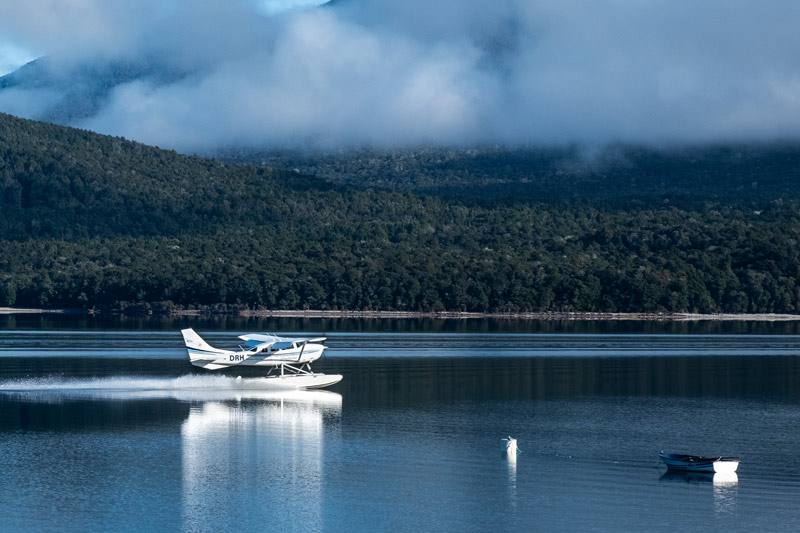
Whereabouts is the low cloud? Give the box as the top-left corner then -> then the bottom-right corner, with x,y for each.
2,0 -> 800,152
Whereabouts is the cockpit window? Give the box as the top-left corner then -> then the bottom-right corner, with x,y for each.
272,341 -> 294,351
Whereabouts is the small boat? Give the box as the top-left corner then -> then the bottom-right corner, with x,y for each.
659,452 -> 739,473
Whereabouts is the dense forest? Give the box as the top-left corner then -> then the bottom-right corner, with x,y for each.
224,143 -> 800,202
2,112 -> 800,314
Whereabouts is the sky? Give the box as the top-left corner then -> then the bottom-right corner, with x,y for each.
0,41 -> 36,75
1,0 -> 800,152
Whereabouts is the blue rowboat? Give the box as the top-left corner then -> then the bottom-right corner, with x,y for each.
659,452 -> 739,473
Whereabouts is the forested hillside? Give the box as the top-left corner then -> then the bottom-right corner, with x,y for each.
225,143 -> 800,202
2,112 -> 800,314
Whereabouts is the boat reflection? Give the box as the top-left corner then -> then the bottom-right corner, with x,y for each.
659,470 -> 739,514
712,472 -> 739,514
180,390 -> 341,531
660,470 -> 739,486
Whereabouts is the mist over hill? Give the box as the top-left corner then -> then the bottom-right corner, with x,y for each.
2,0 -> 800,153
0,55 -> 193,125
2,111 -> 800,314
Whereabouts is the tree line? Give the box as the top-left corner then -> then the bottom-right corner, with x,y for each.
2,112 -> 800,313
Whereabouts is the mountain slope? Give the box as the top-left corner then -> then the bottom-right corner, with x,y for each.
0,55 -> 192,126
2,112 -> 800,314
0,112 -> 331,239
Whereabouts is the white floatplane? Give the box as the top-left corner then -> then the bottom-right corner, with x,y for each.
180,328 -> 342,389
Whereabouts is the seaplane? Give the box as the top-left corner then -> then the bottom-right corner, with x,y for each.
180,328 -> 342,389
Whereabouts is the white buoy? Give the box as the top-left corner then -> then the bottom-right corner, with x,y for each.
502,436 -> 518,461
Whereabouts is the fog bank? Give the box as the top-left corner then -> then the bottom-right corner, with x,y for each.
2,0 -> 800,152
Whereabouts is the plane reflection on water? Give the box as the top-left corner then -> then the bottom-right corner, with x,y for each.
0,373 -> 343,531
180,390 -> 342,531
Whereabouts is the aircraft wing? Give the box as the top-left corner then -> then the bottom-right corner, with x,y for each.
239,333 -> 284,343
238,334 -> 326,344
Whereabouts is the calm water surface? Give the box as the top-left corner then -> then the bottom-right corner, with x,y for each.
1,318 -> 800,532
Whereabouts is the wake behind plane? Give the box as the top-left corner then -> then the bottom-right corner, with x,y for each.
181,328 -> 342,389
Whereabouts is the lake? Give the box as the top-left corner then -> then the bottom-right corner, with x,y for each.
1,316 -> 800,532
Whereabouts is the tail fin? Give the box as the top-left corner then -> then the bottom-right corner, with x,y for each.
181,328 -> 226,367
182,328 -> 215,352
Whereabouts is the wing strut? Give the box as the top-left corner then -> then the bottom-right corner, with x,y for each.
277,363 -> 313,376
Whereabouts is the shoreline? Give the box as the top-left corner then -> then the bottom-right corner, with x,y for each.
2,307 -> 799,321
